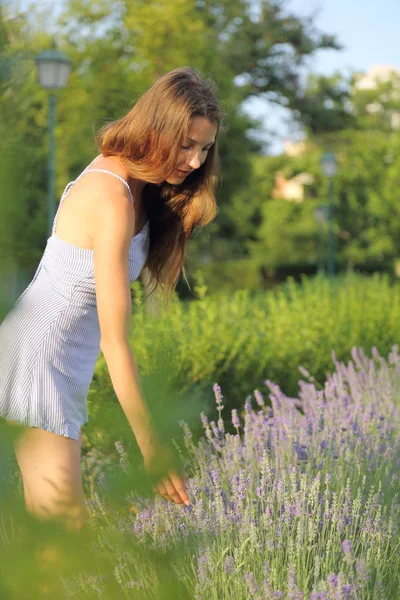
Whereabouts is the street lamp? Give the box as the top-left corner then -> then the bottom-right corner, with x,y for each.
320,152 -> 338,279
35,43 -> 71,238
314,204 -> 329,275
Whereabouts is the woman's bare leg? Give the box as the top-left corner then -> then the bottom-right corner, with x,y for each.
13,427 -> 87,532
11,427 -> 89,596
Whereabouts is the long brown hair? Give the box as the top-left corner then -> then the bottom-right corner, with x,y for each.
95,66 -> 224,307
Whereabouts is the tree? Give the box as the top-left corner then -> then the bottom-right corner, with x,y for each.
0,4 -> 50,269
291,72 -> 356,135
245,71 -> 400,277
351,68 -> 400,133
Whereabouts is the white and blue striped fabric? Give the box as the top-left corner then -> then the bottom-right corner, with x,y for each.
0,155 -> 150,439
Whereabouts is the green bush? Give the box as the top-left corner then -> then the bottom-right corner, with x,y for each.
198,257 -> 263,295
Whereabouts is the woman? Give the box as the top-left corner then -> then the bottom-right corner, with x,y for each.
0,66 -> 222,531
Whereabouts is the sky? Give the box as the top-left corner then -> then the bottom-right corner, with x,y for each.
245,0 -> 400,153
291,0 -> 400,75
13,0 -> 400,153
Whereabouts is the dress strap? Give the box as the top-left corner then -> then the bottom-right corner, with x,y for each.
85,154 -> 102,170
52,181 -> 74,236
83,169 -> 135,205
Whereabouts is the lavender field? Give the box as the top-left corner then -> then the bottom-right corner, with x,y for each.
48,344 -> 400,599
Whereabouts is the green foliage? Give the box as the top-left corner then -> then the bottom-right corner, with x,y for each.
198,257 -> 263,293
0,9 -> 43,313
249,197 -> 322,267
0,417 -> 196,600
0,5 -> 60,275
292,72 -> 356,134
241,102 -> 400,275
315,128 -> 400,266
350,70 -> 400,132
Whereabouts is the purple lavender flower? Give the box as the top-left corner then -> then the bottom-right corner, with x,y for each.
327,573 -> 338,588
200,411 -> 209,428
298,365 -> 312,379
293,441 -> 308,461
209,468 -> 221,488
114,441 -> 125,455
217,417 -> 225,434
210,420 -> 219,437
341,584 -> 353,597
244,572 -> 259,596
355,558 -> 370,582
223,555 -> 234,574
213,383 -> 224,410
244,395 -> 252,413
103,345 -> 400,600
254,389 -> 265,407
287,564 -> 304,599
234,471 -> 248,501
342,539 -> 352,554
196,551 -> 209,584
384,447 -> 393,459
231,408 -> 240,429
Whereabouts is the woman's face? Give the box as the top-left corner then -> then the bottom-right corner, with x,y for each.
165,115 -> 218,183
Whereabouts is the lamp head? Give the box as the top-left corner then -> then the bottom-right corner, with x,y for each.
35,43 -> 71,90
320,152 -> 338,178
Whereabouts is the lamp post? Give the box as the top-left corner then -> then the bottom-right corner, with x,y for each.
314,204 -> 328,275
320,152 -> 338,279
35,43 -> 71,238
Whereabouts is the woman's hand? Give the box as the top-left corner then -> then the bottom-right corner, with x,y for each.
142,442 -> 191,506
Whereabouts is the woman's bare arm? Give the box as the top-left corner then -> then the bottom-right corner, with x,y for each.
90,175 -> 158,453
89,174 -> 190,506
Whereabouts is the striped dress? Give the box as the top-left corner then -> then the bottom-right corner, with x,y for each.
0,155 -> 150,440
